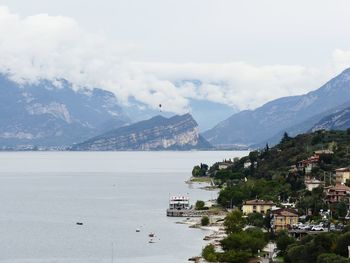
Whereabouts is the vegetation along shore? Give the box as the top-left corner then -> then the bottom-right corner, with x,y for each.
189,129 -> 350,263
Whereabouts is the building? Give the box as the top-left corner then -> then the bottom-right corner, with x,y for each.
167,196 -> 191,217
289,165 -> 298,173
218,161 -> 232,170
325,183 -> 350,203
314,149 -> 334,156
335,167 -> 350,184
325,174 -> 350,203
271,208 -> 299,232
242,199 -> 275,215
297,155 -> 319,174
244,161 -> 251,169
304,177 -> 324,191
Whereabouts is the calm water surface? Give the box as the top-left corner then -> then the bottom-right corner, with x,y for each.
0,151 -> 247,263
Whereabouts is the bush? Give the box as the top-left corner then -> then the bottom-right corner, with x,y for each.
317,253 -> 350,263
195,200 -> 205,210
202,244 -> 218,262
201,216 -> 210,226
335,232 -> 350,257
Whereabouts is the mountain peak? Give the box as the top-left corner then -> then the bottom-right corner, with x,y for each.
203,68 -> 350,147
72,113 -> 211,151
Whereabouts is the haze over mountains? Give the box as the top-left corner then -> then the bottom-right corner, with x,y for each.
203,68 -> 350,148
1,68 -> 350,150
0,74 -> 231,149
0,75 -> 128,148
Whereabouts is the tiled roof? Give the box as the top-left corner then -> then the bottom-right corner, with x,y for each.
272,208 -> 298,216
243,199 -> 274,205
336,167 -> 350,172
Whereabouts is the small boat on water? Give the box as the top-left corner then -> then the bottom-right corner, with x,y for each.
148,233 -> 155,237
136,228 -> 141,232
148,238 -> 156,243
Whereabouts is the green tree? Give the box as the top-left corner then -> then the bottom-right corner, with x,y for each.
221,227 -> 267,256
195,200 -> 205,210
224,210 -> 246,234
276,230 -> 295,256
192,165 -> 201,177
202,244 -> 218,262
317,253 -> 350,263
335,201 -> 348,218
335,232 -> 350,257
201,216 -> 210,226
285,244 -> 307,263
281,132 -> 291,143
246,213 -> 264,228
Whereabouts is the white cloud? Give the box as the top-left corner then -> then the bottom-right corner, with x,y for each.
0,6 -> 349,114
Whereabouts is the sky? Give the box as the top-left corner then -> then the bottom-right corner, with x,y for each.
1,0 -> 350,113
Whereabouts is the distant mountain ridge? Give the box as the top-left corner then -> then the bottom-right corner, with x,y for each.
203,68 -> 350,147
71,113 -> 212,151
311,106 -> 350,132
0,75 -> 128,148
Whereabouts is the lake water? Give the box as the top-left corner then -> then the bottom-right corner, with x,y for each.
0,151 -> 248,263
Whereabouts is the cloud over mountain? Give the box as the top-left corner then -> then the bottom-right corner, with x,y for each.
1,6 -> 350,114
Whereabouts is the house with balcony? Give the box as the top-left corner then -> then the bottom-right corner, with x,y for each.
271,208 -> 299,232
297,155 -> 319,174
325,174 -> 350,203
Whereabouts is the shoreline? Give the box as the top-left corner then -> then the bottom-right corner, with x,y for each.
180,179 -> 227,262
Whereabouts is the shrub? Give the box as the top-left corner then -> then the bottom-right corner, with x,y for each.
317,253 -> 350,263
202,244 -> 218,262
195,200 -> 205,210
201,216 -> 210,226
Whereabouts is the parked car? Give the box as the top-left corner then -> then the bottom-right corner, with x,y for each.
299,224 -> 311,231
311,226 -> 324,231
330,223 -> 336,231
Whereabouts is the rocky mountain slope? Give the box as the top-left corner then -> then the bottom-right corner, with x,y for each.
0,75 -> 128,148
71,114 -> 212,151
311,106 -> 350,132
203,68 -> 350,147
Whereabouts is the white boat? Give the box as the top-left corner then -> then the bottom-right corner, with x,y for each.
167,195 -> 197,217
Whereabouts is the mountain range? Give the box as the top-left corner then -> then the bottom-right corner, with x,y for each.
1,67 -> 350,150
203,68 -> 350,148
71,114 -> 212,151
0,75 -> 128,149
311,106 -> 350,132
